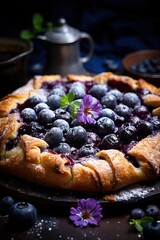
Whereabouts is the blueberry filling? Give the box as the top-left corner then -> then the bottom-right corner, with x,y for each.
7,79 -> 160,166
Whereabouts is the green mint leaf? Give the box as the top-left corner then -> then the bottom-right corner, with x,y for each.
59,93 -> 75,108
129,216 -> 154,232
20,30 -> 35,40
68,92 -> 75,102
33,13 -> 44,31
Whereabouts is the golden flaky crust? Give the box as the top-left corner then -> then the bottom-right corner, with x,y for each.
0,72 -> 160,194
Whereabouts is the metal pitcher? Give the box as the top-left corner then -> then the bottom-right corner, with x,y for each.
37,18 -> 94,76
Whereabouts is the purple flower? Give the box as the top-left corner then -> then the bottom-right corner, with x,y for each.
69,198 -> 103,228
77,95 -> 102,124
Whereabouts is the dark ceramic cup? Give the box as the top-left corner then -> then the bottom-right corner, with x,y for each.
0,38 -> 33,98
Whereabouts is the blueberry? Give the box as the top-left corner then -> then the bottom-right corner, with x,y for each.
44,127 -> 63,147
146,205 -> 160,219
96,117 -> 115,137
66,126 -> 87,147
101,134 -> 121,149
134,105 -> 149,118
143,222 -> 160,240
54,143 -> 71,154
99,108 -> 116,121
55,108 -> 71,122
9,202 -> 37,229
47,94 -> 61,110
21,108 -> 37,123
53,119 -> 69,134
108,89 -> 123,101
130,208 -> 145,219
50,88 -> 65,96
138,120 -> 153,137
122,92 -> 140,108
27,121 -> 45,137
34,102 -> 49,113
70,81 -> 86,90
69,86 -> 86,99
27,94 -> 45,107
114,104 -> 131,119
89,84 -> 108,100
78,144 -> 97,157
101,93 -> 117,109
151,116 -> 160,131
118,123 -> 137,142
38,109 -> 55,124
86,132 -> 101,145
0,196 -> 14,214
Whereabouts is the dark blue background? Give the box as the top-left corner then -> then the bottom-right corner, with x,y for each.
0,0 -> 160,74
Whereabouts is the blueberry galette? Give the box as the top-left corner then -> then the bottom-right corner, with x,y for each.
0,72 -> 160,193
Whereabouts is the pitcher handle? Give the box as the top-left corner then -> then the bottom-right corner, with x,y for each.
80,32 -> 94,63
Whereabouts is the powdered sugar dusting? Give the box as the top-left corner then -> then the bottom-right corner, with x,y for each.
115,185 -> 155,201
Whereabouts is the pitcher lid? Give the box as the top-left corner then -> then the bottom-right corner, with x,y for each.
44,18 -> 80,44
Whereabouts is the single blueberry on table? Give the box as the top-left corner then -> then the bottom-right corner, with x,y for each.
146,205 -> 160,219
143,222 -> 160,240
0,196 -> 15,214
9,202 -> 37,229
130,208 -> 145,219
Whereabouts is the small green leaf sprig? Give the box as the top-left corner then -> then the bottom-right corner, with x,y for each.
59,92 -> 81,118
129,216 -> 154,232
20,13 -> 53,40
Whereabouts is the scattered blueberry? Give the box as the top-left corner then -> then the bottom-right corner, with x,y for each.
146,205 -> 160,219
0,196 -> 14,214
9,202 -> 37,229
130,208 -> 145,219
143,222 -> 160,240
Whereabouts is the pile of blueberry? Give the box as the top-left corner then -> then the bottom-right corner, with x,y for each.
0,195 -> 37,229
130,58 -> 160,75
129,204 -> 160,239
9,78 -> 160,164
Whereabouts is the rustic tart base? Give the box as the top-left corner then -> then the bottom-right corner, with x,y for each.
0,72 -> 160,198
